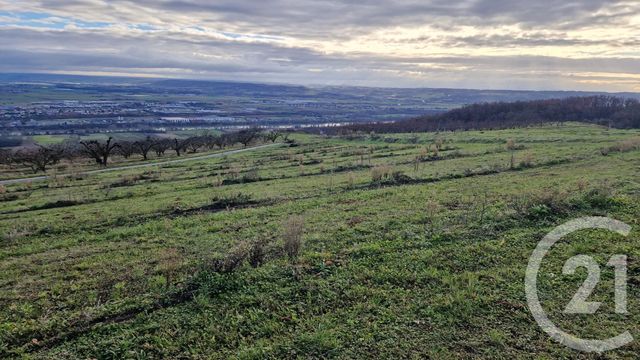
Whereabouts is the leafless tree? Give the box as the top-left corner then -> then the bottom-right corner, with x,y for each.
186,136 -> 204,153
79,137 -> 119,167
212,135 -> 226,149
170,138 -> 189,156
0,148 -> 13,166
116,141 -> 136,159
264,130 -> 281,143
235,128 -> 262,148
133,136 -> 157,160
200,134 -> 218,150
153,138 -> 172,156
13,145 -> 64,173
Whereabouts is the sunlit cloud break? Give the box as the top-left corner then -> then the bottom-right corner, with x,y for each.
0,1 -> 639,91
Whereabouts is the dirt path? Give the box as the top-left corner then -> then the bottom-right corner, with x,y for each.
0,143 -> 281,185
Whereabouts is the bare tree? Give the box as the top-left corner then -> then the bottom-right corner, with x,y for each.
133,136 -> 157,160
186,136 -> 204,153
212,135 -> 226,149
221,133 -> 236,148
116,141 -> 136,159
264,130 -> 281,143
0,148 -> 13,166
200,134 -> 217,150
153,138 -> 172,157
235,128 -> 262,148
171,138 -> 189,156
79,137 -> 119,167
13,145 -> 64,173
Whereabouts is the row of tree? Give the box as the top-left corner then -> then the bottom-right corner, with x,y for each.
330,96 -> 640,133
0,128 -> 287,173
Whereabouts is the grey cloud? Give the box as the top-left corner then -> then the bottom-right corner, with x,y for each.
1,26 -> 638,89
5,0 -> 638,37
0,1 -> 639,91
425,33 -> 640,48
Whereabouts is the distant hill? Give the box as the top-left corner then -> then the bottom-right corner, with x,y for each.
2,73 -> 640,131
0,72 -> 153,85
151,79 -> 309,96
2,72 -> 639,105
335,96 -> 640,133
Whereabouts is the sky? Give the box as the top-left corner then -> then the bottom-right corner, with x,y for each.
0,1 -> 639,91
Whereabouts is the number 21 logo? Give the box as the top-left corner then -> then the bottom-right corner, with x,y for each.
563,254 -> 627,315
526,217 -> 634,353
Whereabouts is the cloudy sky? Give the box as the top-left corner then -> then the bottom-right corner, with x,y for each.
0,1 -> 639,91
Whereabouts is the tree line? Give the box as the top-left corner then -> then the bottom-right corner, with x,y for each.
330,96 -> 640,134
0,128 -> 287,173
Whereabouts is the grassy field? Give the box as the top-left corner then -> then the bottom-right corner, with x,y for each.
1,123 -> 640,358
1,132 -> 228,182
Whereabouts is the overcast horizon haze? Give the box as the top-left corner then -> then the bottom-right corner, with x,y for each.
1,1 -> 639,92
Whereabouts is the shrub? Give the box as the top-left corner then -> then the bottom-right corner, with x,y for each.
618,138 -> 640,152
370,165 -> 392,182
33,199 -> 84,211
506,139 -> 525,151
242,168 -> 260,183
434,137 -> 444,150
519,153 -> 535,168
212,174 -> 224,187
226,165 -> 241,181
283,215 -> 305,260
158,248 -> 182,288
582,181 -> 615,208
208,243 -> 249,273
346,172 -> 355,188
1,226 -> 33,244
109,172 -> 157,188
509,190 -> 571,220
248,239 -> 268,268
576,179 -> 589,191
391,170 -> 412,184
601,137 -> 640,155
505,139 -> 516,151
208,193 -> 253,210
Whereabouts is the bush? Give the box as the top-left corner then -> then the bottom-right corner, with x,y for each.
208,244 -> 249,274
248,239 -> 268,268
109,172 -> 157,188
582,181 -> 615,208
208,193 -> 253,210
346,172 -> 356,188
283,215 -> 305,260
390,170 -> 412,184
601,137 -> 640,155
519,153 -> 535,168
158,248 -> 182,288
242,168 -> 260,183
371,165 -> 392,182
509,190 -> 571,220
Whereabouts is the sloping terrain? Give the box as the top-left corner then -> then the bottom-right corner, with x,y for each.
1,124 -> 640,358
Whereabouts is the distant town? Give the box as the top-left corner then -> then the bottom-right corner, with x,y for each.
2,74 -> 638,144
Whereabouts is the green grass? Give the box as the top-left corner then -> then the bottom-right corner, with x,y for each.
1,123 -> 640,358
0,136 -> 238,181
